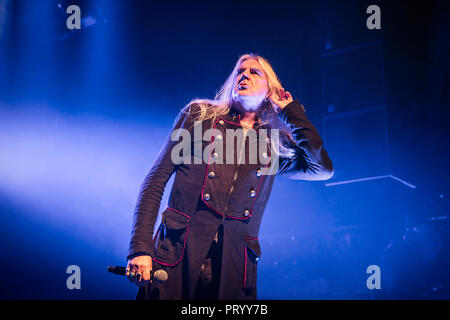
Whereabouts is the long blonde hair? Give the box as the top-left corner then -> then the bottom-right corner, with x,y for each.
186,53 -> 296,158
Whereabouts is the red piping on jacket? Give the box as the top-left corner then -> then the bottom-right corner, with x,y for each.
218,116 -> 241,127
243,244 -> 248,289
152,207 -> 191,267
152,226 -> 160,243
153,207 -> 191,243
200,119 -> 221,216
167,206 -> 191,219
243,236 -> 259,289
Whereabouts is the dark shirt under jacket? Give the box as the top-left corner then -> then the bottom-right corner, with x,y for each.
128,100 -> 333,300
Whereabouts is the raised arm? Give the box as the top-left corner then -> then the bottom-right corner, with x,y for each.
269,90 -> 334,181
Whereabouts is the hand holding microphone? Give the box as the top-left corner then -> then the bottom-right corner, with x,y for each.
126,254 -> 152,287
107,254 -> 168,287
108,265 -> 168,286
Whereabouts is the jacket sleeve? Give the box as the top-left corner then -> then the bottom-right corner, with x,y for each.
128,105 -> 195,260
276,100 -> 334,180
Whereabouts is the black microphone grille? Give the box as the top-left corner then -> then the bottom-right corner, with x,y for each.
107,266 -> 127,275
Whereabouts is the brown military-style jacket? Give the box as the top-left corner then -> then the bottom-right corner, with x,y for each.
128,100 -> 333,299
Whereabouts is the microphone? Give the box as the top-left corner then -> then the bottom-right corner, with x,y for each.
107,266 -> 168,283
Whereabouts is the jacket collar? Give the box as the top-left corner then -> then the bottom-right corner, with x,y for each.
222,105 -> 264,129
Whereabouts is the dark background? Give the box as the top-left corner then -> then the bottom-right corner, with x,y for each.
0,0 -> 448,299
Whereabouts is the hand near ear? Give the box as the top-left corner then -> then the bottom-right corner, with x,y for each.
268,88 -> 293,111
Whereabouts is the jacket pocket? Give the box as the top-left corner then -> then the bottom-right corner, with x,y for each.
154,208 -> 191,267
243,237 -> 261,291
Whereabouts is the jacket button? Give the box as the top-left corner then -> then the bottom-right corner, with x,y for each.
249,189 -> 256,198
219,120 -> 224,125
208,171 -> 215,178
262,152 -> 268,159
256,169 -> 262,177
204,193 -> 211,201
216,134 -> 223,141
243,209 -> 250,217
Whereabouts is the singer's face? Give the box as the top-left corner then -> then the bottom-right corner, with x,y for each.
232,59 -> 269,110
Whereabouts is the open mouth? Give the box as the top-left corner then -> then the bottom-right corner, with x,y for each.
238,82 -> 249,90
